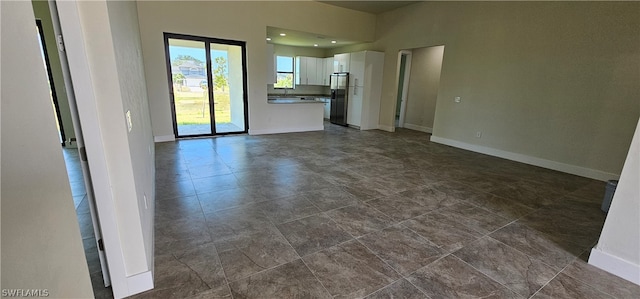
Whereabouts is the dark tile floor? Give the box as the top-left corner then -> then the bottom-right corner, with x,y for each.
76,123 -> 640,299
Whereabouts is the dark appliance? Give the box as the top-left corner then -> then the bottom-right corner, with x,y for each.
330,72 -> 349,126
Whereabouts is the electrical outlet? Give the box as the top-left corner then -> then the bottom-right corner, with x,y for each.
454,96 -> 461,103
476,131 -> 482,138
143,193 -> 148,209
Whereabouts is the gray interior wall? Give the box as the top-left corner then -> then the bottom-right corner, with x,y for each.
105,0 -> 156,271
0,1 -> 94,297
404,46 -> 444,131
31,0 -> 76,146
373,1 -> 640,178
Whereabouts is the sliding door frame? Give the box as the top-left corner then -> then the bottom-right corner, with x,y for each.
163,32 -> 249,138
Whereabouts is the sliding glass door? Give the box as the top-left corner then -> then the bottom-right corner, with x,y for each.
165,33 -> 248,137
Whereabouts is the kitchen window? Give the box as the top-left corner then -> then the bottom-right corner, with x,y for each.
274,55 -> 294,89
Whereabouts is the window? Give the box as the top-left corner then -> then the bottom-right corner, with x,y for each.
274,55 -> 294,88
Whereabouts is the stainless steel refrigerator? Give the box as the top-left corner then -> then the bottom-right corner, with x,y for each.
330,72 -> 349,126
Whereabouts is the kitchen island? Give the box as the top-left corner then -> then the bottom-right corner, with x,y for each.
250,96 -> 326,135
268,98 -> 325,104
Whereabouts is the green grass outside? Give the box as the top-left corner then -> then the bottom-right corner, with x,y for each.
174,89 -> 231,125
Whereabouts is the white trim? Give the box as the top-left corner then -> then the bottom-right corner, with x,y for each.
589,248 -> 640,285
126,271 -> 154,296
378,125 -> 395,132
430,135 -> 620,181
154,135 -> 175,143
248,125 -> 324,135
404,123 -> 433,133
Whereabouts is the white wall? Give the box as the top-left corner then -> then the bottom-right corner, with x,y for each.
136,1 -> 375,138
590,118 -> 640,285
404,45 -> 444,133
373,1 -> 640,180
0,1 -> 93,297
105,0 -> 156,275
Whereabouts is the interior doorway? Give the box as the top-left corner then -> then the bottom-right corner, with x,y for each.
164,33 -> 249,137
394,46 -> 445,133
36,19 -> 66,146
395,50 -> 412,128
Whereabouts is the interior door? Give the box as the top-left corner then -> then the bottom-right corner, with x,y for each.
165,33 -> 248,137
44,5 -> 112,287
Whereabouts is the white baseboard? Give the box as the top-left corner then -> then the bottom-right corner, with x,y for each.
589,248 -> 640,285
154,135 -> 175,143
404,123 -> 433,133
429,135 -> 620,181
249,125 -> 324,135
125,270 -> 154,298
377,125 -> 395,132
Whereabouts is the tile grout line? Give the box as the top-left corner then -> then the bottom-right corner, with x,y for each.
449,253 -> 523,298
149,129 -> 611,298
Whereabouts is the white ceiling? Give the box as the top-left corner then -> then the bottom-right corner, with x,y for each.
266,1 -> 421,49
316,1 -> 420,15
266,26 -> 363,49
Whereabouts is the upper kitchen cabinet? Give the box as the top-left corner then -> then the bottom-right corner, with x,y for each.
296,56 -> 322,85
333,53 -> 350,73
266,44 -> 276,84
316,59 -> 326,86
345,51 -> 384,130
323,57 -> 333,85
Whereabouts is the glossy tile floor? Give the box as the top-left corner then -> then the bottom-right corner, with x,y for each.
63,148 -> 114,299
178,123 -> 244,136
129,123 -> 639,299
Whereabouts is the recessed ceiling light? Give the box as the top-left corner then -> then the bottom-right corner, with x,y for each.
331,40 -> 337,44
266,37 -> 271,41
279,33 -> 286,36
314,44 -> 318,47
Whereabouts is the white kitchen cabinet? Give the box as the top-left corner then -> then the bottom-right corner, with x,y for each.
323,99 -> 330,119
295,56 -> 304,85
316,59 -> 326,86
345,51 -> 384,130
348,51 -> 365,88
296,56 -> 322,85
266,44 -> 275,84
347,87 -> 363,126
333,53 -> 350,73
323,57 -> 333,86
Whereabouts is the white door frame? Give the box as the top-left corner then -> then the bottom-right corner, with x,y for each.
47,0 -> 112,288
54,1 -> 152,298
395,50 -> 412,128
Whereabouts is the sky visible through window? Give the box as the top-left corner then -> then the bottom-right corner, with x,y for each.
169,46 -> 227,63
276,56 -> 293,72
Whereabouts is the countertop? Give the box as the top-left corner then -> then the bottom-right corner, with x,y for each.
267,96 -> 330,104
